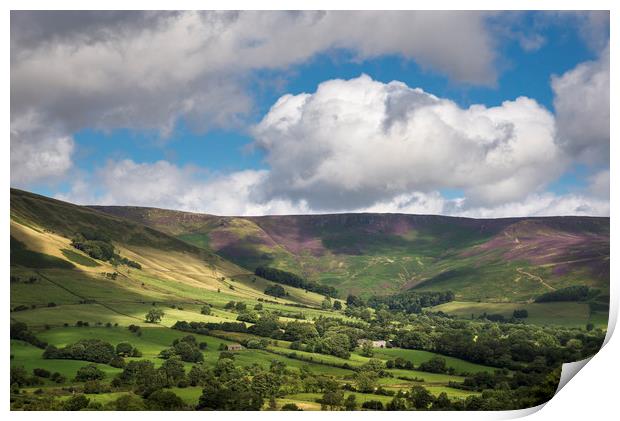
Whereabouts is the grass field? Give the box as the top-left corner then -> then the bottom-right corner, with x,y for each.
371,348 -> 496,374
430,300 -> 602,328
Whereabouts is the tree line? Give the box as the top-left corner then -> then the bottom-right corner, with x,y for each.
255,266 -> 338,298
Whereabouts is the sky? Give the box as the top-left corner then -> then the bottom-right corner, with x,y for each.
10,11 -> 610,217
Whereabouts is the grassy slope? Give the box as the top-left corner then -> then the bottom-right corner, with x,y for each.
93,205 -> 609,304
430,301 -> 605,328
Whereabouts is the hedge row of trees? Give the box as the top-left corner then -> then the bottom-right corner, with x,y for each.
255,266 -> 338,298
42,338 -> 141,367
365,290 -> 455,314
10,323 -> 47,349
535,285 -> 594,302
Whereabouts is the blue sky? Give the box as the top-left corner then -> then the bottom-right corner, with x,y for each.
11,11 -> 610,217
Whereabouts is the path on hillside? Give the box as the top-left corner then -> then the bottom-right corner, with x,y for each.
516,267 -> 556,291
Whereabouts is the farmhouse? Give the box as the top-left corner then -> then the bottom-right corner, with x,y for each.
226,343 -> 243,351
357,339 -> 387,348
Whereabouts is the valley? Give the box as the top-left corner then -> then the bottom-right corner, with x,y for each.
10,189 -> 609,411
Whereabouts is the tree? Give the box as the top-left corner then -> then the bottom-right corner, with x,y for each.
265,284 -> 286,298
145,308 -> 164,323
74,364 -> 106,382
160,357 -> 186,384
321,333 -> 351,359
432,392 -> 452,410
250,312 -> 280,337
110,355 -> 126,368
281,403 -> 302,411
237,310 -> 260,323
116,342 -> 134,357
513,309 -> 529,319
418,356 -> 447,374
251,371 -> 281,401
200,305 -> 211,315
359,308 -> 372,321
33,368 -> 51,378
344,394 -> 357,410
63,394 -> 90,411
361,400 -> 384,410
361,341 -> 374,357
346,294 -> 365,307
283,320 -> 319,342
409,385 -> 434,409
145,390 -> 185,410
333,300 -> 342,311
321,389 -> 344,410
386,396 -> 407,410
355,370 -> 378,393
321,298 -> 333,310
197,376 -> 263,410
188,364 -> 213,387
112,394 -> 145,410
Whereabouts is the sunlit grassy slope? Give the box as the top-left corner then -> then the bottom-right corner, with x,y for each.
10,189 -> 329,312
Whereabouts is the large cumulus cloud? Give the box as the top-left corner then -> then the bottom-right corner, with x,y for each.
252,75 -> 564,211
11,10 -> 497,186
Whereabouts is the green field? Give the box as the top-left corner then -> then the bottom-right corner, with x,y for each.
431,300 -> 602,328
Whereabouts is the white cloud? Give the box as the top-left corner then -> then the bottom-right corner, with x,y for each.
253,74 -> 564,211
11,11 -> 497,139
552,45 -> 609,164
10,111 -> 75,186
58,158 -> 609,218
57,159 -> 308,216
359,190 -> 609,218
587,169 -> 610,199
447,192 -> 609,218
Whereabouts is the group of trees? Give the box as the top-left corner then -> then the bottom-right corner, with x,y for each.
10,322 -> 47,349
366,290 -> 455,314
159,335 -> 205,363
43,339 -> 116,364
535,285 -> 594,303
11,366 -> 65,389
264,284 -> 287,298
71,229 -> 141,269
42,338 -> 141,367
255,266 -> 338,298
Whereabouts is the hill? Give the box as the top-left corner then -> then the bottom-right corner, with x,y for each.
10,188 -> 608,411
92,205 -> 610,303
10,188 -> 329,311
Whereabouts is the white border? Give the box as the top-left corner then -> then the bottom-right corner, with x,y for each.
3,1 -> 617,420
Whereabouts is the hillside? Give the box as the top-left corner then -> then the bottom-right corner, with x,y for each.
9,188 -> 608,411
92,205 -> 610,303
10,188 -> 329,310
